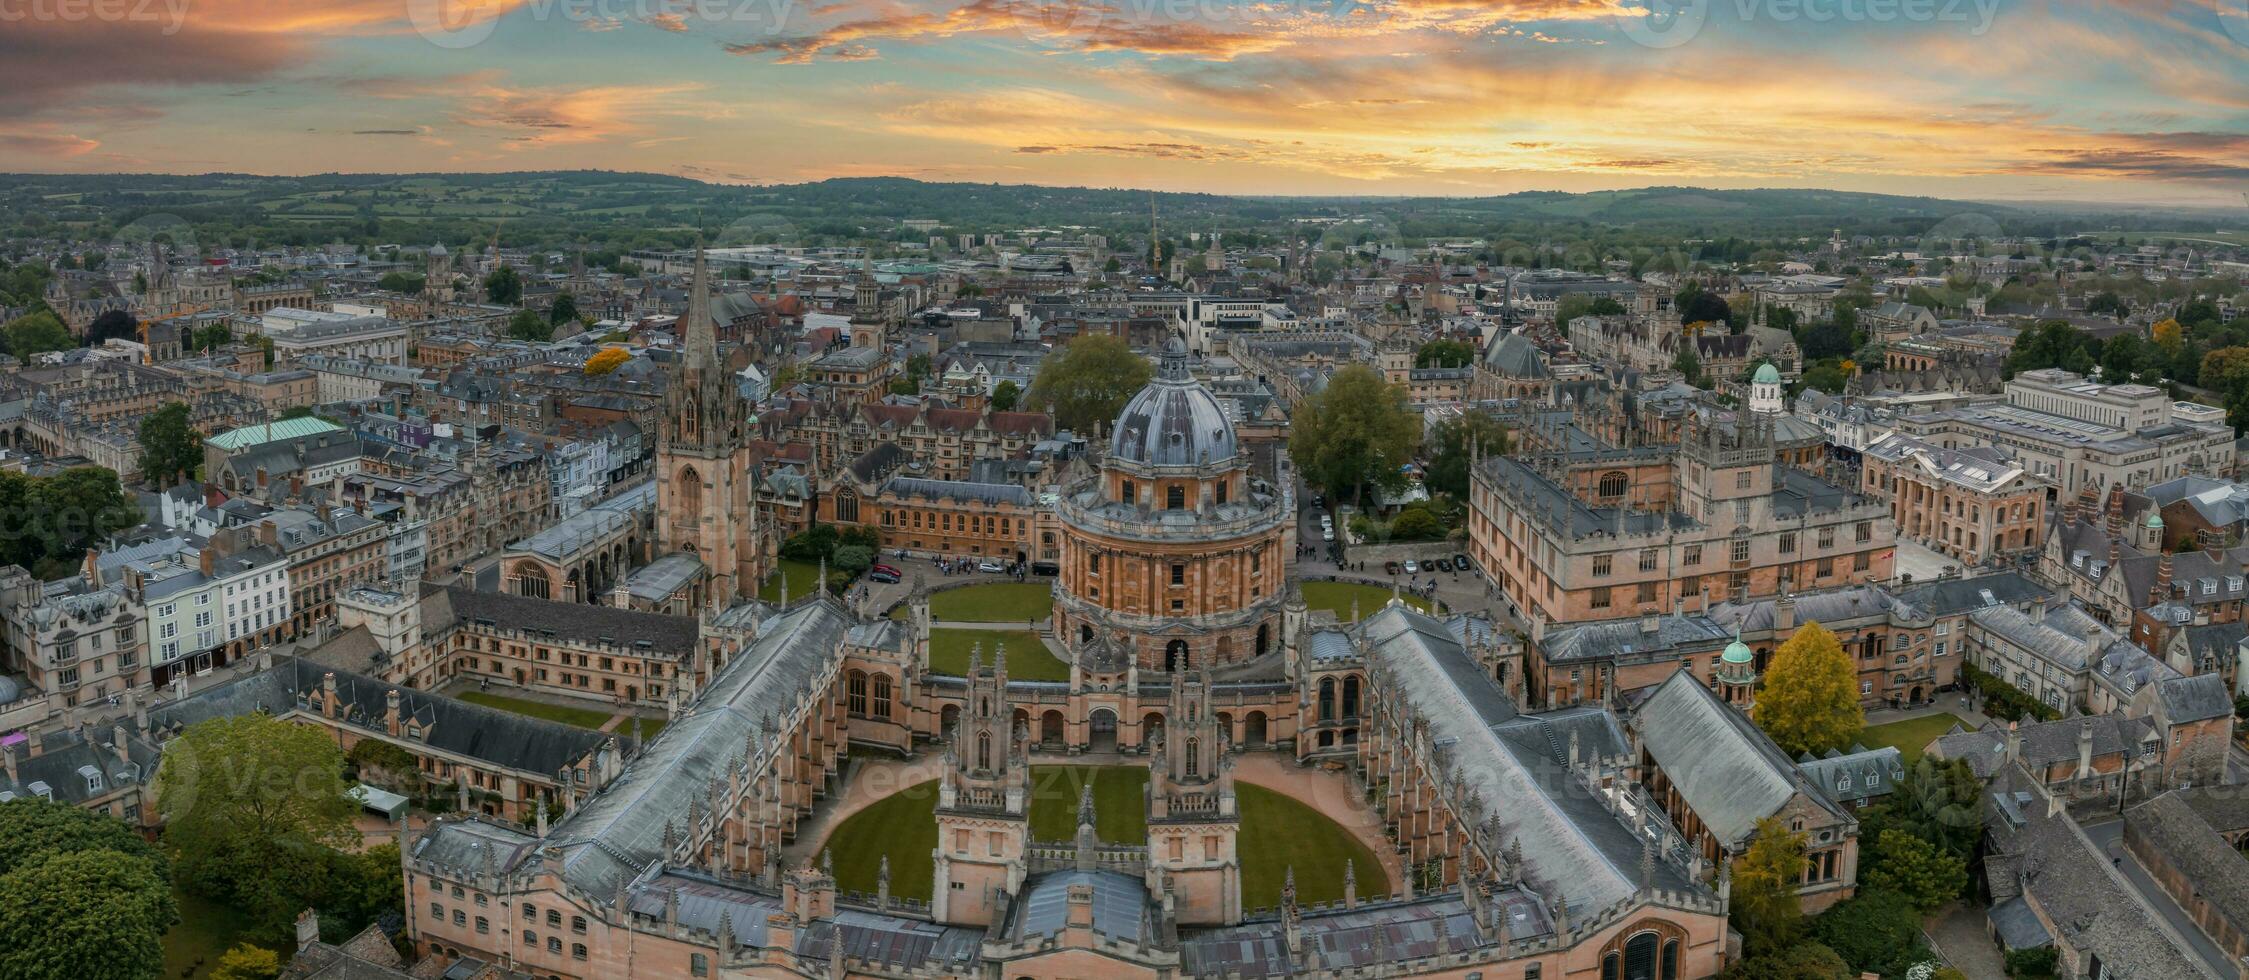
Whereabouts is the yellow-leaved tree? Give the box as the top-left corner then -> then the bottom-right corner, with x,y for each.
1753,621 -> 1864,755
584,347 -> 631,376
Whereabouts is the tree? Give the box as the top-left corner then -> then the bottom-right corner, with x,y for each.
2005,321 -> 2097,378
483,265 -> 522,305
549,293 -> 579,326
1717,943 -> 1852,980
0,848 -> 176,980
1414,339 -> 1475,369
376,271 -> 426,294
1388,507 -> 1445,540
137,401 -> 201,487
990,379 -> 1022,412
159,714 -> 359,934
1674,348 -> 1705,387
1024,335 -> 1153,434
1677,282 -> 1732,327
1811,888 -> 1932,977
1424,412 -> 1513,498
190,322 -> 233,352
2202,346 -> 2249,393
2,311 -> 72,361
1755,621 -> 1864,755
86,308 -> 138,346
1889,756 -> 1984,858
1289,364 -> 1422,506
506,309 -> 552,343
1863,830 -> 1966,911
2152,317 -> 2183,351
0,798 -> 166,878
1733,817 -> 1809,956
1798,359 -> 1849,395
2084,290 -> 2127,317
583,347 -> 630,376
210,943 -> 281,980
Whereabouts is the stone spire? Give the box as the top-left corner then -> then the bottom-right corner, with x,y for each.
683,244 -> 716,372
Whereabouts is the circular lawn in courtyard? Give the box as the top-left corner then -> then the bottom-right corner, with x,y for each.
822,765 -> 1387,909
1300,581 -> 1431,622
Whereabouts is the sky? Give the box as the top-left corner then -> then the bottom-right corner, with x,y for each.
1,0 -> 2246,205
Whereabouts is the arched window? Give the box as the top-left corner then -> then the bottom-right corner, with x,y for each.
872,674 -> 893,718
1185,738 -> 1200,776
976,732 -> 992,770
1319,677 -> 1336,721
835,488 -> 859,524
846,670 -> 868,715
1342,675 -> 1361,718
677,465 -> 702,519
1602,952 -> 1621,980
1166,640 -> 1189,671
1660,939 -> 1680,980
1598,470 -> 1628,499
1256,624 -> 1270,656
1167,484 -> 1186,510
1624,932 -> 1659,980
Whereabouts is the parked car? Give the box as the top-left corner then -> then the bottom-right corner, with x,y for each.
871,562 -> 902,578
1031,560 -> 1060,576
1384,560 -> 1401,576
977,560 -> 1006,573
868,570 -> 901,584
1454,553 -> 1474,571
1321,527 -> 1335,542
1403,560 -> 1420,574
1432,557 -> 1454,573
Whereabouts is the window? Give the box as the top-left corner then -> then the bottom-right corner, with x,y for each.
1818,528 -> 1836,548
1166,485 -> 1185,510
872,674 -> 893,719
475,916 -> 488,934
1592,555 -> 1612,577
1735,470 -> 1752,490
1684,545 -> 1703,565
1639,549 -> 1657,572
571,916 -> 586,934
692,953 -> 709,977
1171,564 -> 1186,586
1591,587 -> 1612,610
547,937 -> 561,954
1731,539 -> 1750,563
1779,532 -> 1796,554
1856,521 -> 1872,543
523,931 -> 536,946
572,944 -> 587,960
1637,583 -> 1657,604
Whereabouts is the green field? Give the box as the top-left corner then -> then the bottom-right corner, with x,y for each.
824,766 -> 1387,906
927,628 -> 1071,682
921,582 -> 1055,622
162,887 -> 257,980
456,691 -> 616,730
1859,712 -> 1966,765
1302,581 -> 1431,622
759,559 -> 827,603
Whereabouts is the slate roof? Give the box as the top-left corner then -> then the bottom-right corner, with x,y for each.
2153,673 -> 2232,724
0,727 -> 159,806
1896,571 -> 2051,618
1932,716 -> 2156,780
1628,670 -> 1846,849
542,599 -> 851,897
148,657 -> 610,777
1359,602 -> 1699,916
1794,745 -> 1906,805
1180,892 -> 1529,976
1481,332 -> 1550,379
1009,869 -> 1152,944
442,585 -> 698,658
2125,791 -> 2249,947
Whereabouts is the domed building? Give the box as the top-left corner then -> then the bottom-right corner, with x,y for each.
1053,338 -> 1294,671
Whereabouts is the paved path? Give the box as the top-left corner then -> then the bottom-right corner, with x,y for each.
1923,902 -> 2006,980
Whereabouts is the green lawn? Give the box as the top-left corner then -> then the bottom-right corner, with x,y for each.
1302,581 -> 1431,622
163,887 -> 258,980
1237,781 -> 1389,908
758,559 -> 826,603
1860,712 -> 1966,766
823,765 -> 1385,906
925,583 -> 1055,622
456,691 -> 616,730
927,629 -> 1072,682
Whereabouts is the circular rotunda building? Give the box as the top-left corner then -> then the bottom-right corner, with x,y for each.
1052,338 -> 1294,672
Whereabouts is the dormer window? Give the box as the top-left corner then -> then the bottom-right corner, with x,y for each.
79,766 -> 103,794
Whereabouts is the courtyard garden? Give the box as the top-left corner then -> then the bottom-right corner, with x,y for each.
1858,712 -> 1966,765
927,628 -> 1073,682
923,582 -> 1055,622
1301,581 -> 1431,622
456,690 -> 615,729
822,765 -> 1388,908
758,559 -> 829,603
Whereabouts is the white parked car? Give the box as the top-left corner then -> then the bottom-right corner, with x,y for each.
1321,527 -> 1335,542
1403,560 -> 1420,574
978,560 -> 1006,573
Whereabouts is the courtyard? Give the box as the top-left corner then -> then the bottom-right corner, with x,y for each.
820,763 -> 1388,910
926,628 -> 1072,682
1301,581 -> 1431,622
1860,711 -> 1968,765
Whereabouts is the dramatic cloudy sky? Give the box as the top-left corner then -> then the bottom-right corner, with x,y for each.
3,0 -> 2246,203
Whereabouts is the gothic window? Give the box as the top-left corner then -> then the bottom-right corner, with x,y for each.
677,466 -> 702,519
1624,932 -> 1659,980
976,732 -> 992,770
1598,471 -> 1628,499
847,670 -> 868,715
1319,677 -> 1336,721
1342,675 -> 1361,718
872,674 -> 893,718
1185,738 -> 1200,776
836,489 -> 859,524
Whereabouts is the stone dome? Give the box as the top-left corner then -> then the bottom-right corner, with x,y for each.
1109,337 -> 1238,468
1753,363 -> 1781,384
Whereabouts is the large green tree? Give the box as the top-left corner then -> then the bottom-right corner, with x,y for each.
506,309 -> 553,343
1289,364 -> 1422,506
3,310 -> 73,361
1863,830 -> 1966,911
1424,411 -> 1513,498
1754,621 -> 1865,755
2004,321 -> 2097,378
1810,888 -> 1933,977
1414,339 -> 1475,369
548,292 -> 579,326
1024,335 -> 1153,434
990,378 -> 1022,412
1732,817 -> 1810,957
376,271 -> 426,294
137,401 -> 201,487
0,800 -> 175,980
483,265 -> 522,305
159,714 -> 359,934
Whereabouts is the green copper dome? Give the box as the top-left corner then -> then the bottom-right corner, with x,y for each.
1752,363 -> 1781,384
1722,632 -> 1755,664
2146,511 -> 2164,530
